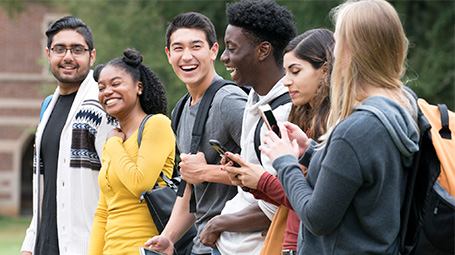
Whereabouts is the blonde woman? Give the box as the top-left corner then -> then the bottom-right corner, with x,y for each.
261,0 -> 420,254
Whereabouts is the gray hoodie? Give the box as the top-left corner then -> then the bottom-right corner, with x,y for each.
274,95 -> 419,255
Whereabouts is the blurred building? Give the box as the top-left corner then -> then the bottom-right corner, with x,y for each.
0,3 -> 64,216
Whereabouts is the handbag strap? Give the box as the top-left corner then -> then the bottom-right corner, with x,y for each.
137,114 -> 154,147
137,114 -> 178,190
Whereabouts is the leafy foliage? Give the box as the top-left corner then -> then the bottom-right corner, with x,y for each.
5,0 -> 454,111
393,0 -> 454,109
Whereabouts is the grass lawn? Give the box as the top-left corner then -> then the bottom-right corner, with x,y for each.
0,216 -> 31,254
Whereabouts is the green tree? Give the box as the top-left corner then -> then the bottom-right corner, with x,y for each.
5,0 -> 454,110
392,0 -> 454,109
50,0 -> 236,113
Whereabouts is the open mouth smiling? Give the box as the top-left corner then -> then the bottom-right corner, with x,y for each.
180,64 -> 198,72
105,98 -> 120,106
60,65 -> 77,71
226,66 -> 238,78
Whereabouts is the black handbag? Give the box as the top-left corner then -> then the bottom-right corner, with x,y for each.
137,114 -> 197,255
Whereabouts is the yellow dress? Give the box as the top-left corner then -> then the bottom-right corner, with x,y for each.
89,114 -> 175,255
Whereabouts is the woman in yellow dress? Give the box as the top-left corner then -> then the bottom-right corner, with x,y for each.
89,48 -> 175,255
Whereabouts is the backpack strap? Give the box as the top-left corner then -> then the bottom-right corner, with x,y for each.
438,104 -> 451,139
171,93 -> 191,134
39,95 -> 53,122
171,78 -> 237,212
190,79 -> 235,153
254,92 -> 291,165
34,94 -> 53,250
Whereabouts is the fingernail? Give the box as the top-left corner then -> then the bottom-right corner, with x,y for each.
225,152 -> 230,155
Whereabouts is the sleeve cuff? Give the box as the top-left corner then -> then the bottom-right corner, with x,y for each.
299,139 -> 317,167
256,171 -> 272,192
21,230 -> 35,252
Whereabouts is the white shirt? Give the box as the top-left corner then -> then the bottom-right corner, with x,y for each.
216,78 -> 292,255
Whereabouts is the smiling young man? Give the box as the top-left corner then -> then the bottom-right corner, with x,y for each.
21,16 -> 113,255
145,12 -> 247,255
198,1 -> 297,254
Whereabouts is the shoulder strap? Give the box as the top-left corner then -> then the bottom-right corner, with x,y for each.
137,114 -> 177,187
35,94 -> 53,250
254,92 -> 291,165
39,95 -> 53,122
171,93 -> 191,134
171,79 -> 235,213
137,114 -> 154,148
189,79 -> 234,153
188,79 -> 234,212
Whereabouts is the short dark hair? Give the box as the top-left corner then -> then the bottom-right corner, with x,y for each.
46,16 -> 94,50
94,49 -> 168,123
226,0 -> 297,66
165,12 -> 217,49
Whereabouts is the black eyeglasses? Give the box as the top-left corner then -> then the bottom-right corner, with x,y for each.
50,46 -> 90,57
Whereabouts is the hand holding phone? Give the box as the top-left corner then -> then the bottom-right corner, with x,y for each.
139,246 -> 165,255
259,104 -> 280,137
209,139 -> 240,167
209,139 -> 251,191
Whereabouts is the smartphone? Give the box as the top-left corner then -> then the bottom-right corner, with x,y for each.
209,139 -> 240,167
259,104 -> 280,137
139,246 -> 165,255
209,139 -> 250,191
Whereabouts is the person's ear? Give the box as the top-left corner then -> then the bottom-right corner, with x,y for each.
89,49 -> 96,67
321,61 -> 329,74
46,48 -> 51,63
165,47 -> 172,64
137,81 -> 143,96
257,41 -> 272,62
210,42 -> 219,61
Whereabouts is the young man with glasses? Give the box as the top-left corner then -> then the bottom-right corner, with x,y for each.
21,16 -> 113,255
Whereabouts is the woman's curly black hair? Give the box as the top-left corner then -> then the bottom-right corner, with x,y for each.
93,48 -> 167,124
226,0 -> 297,66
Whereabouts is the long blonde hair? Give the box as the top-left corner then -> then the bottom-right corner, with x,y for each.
325,0 -> 409,140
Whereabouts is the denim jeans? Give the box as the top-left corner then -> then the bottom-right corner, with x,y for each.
211,248 -> 222,255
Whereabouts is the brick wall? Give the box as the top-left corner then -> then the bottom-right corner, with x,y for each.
0,3 -> 64,216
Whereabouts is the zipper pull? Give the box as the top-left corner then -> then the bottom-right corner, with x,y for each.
433,199 -> 440,215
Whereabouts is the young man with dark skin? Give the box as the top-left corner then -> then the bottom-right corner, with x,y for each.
21,16 -> 113,255
145,12 -> 247,255
193,1 -> 298,254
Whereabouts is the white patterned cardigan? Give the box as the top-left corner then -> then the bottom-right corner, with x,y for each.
22,70 -> 114,255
